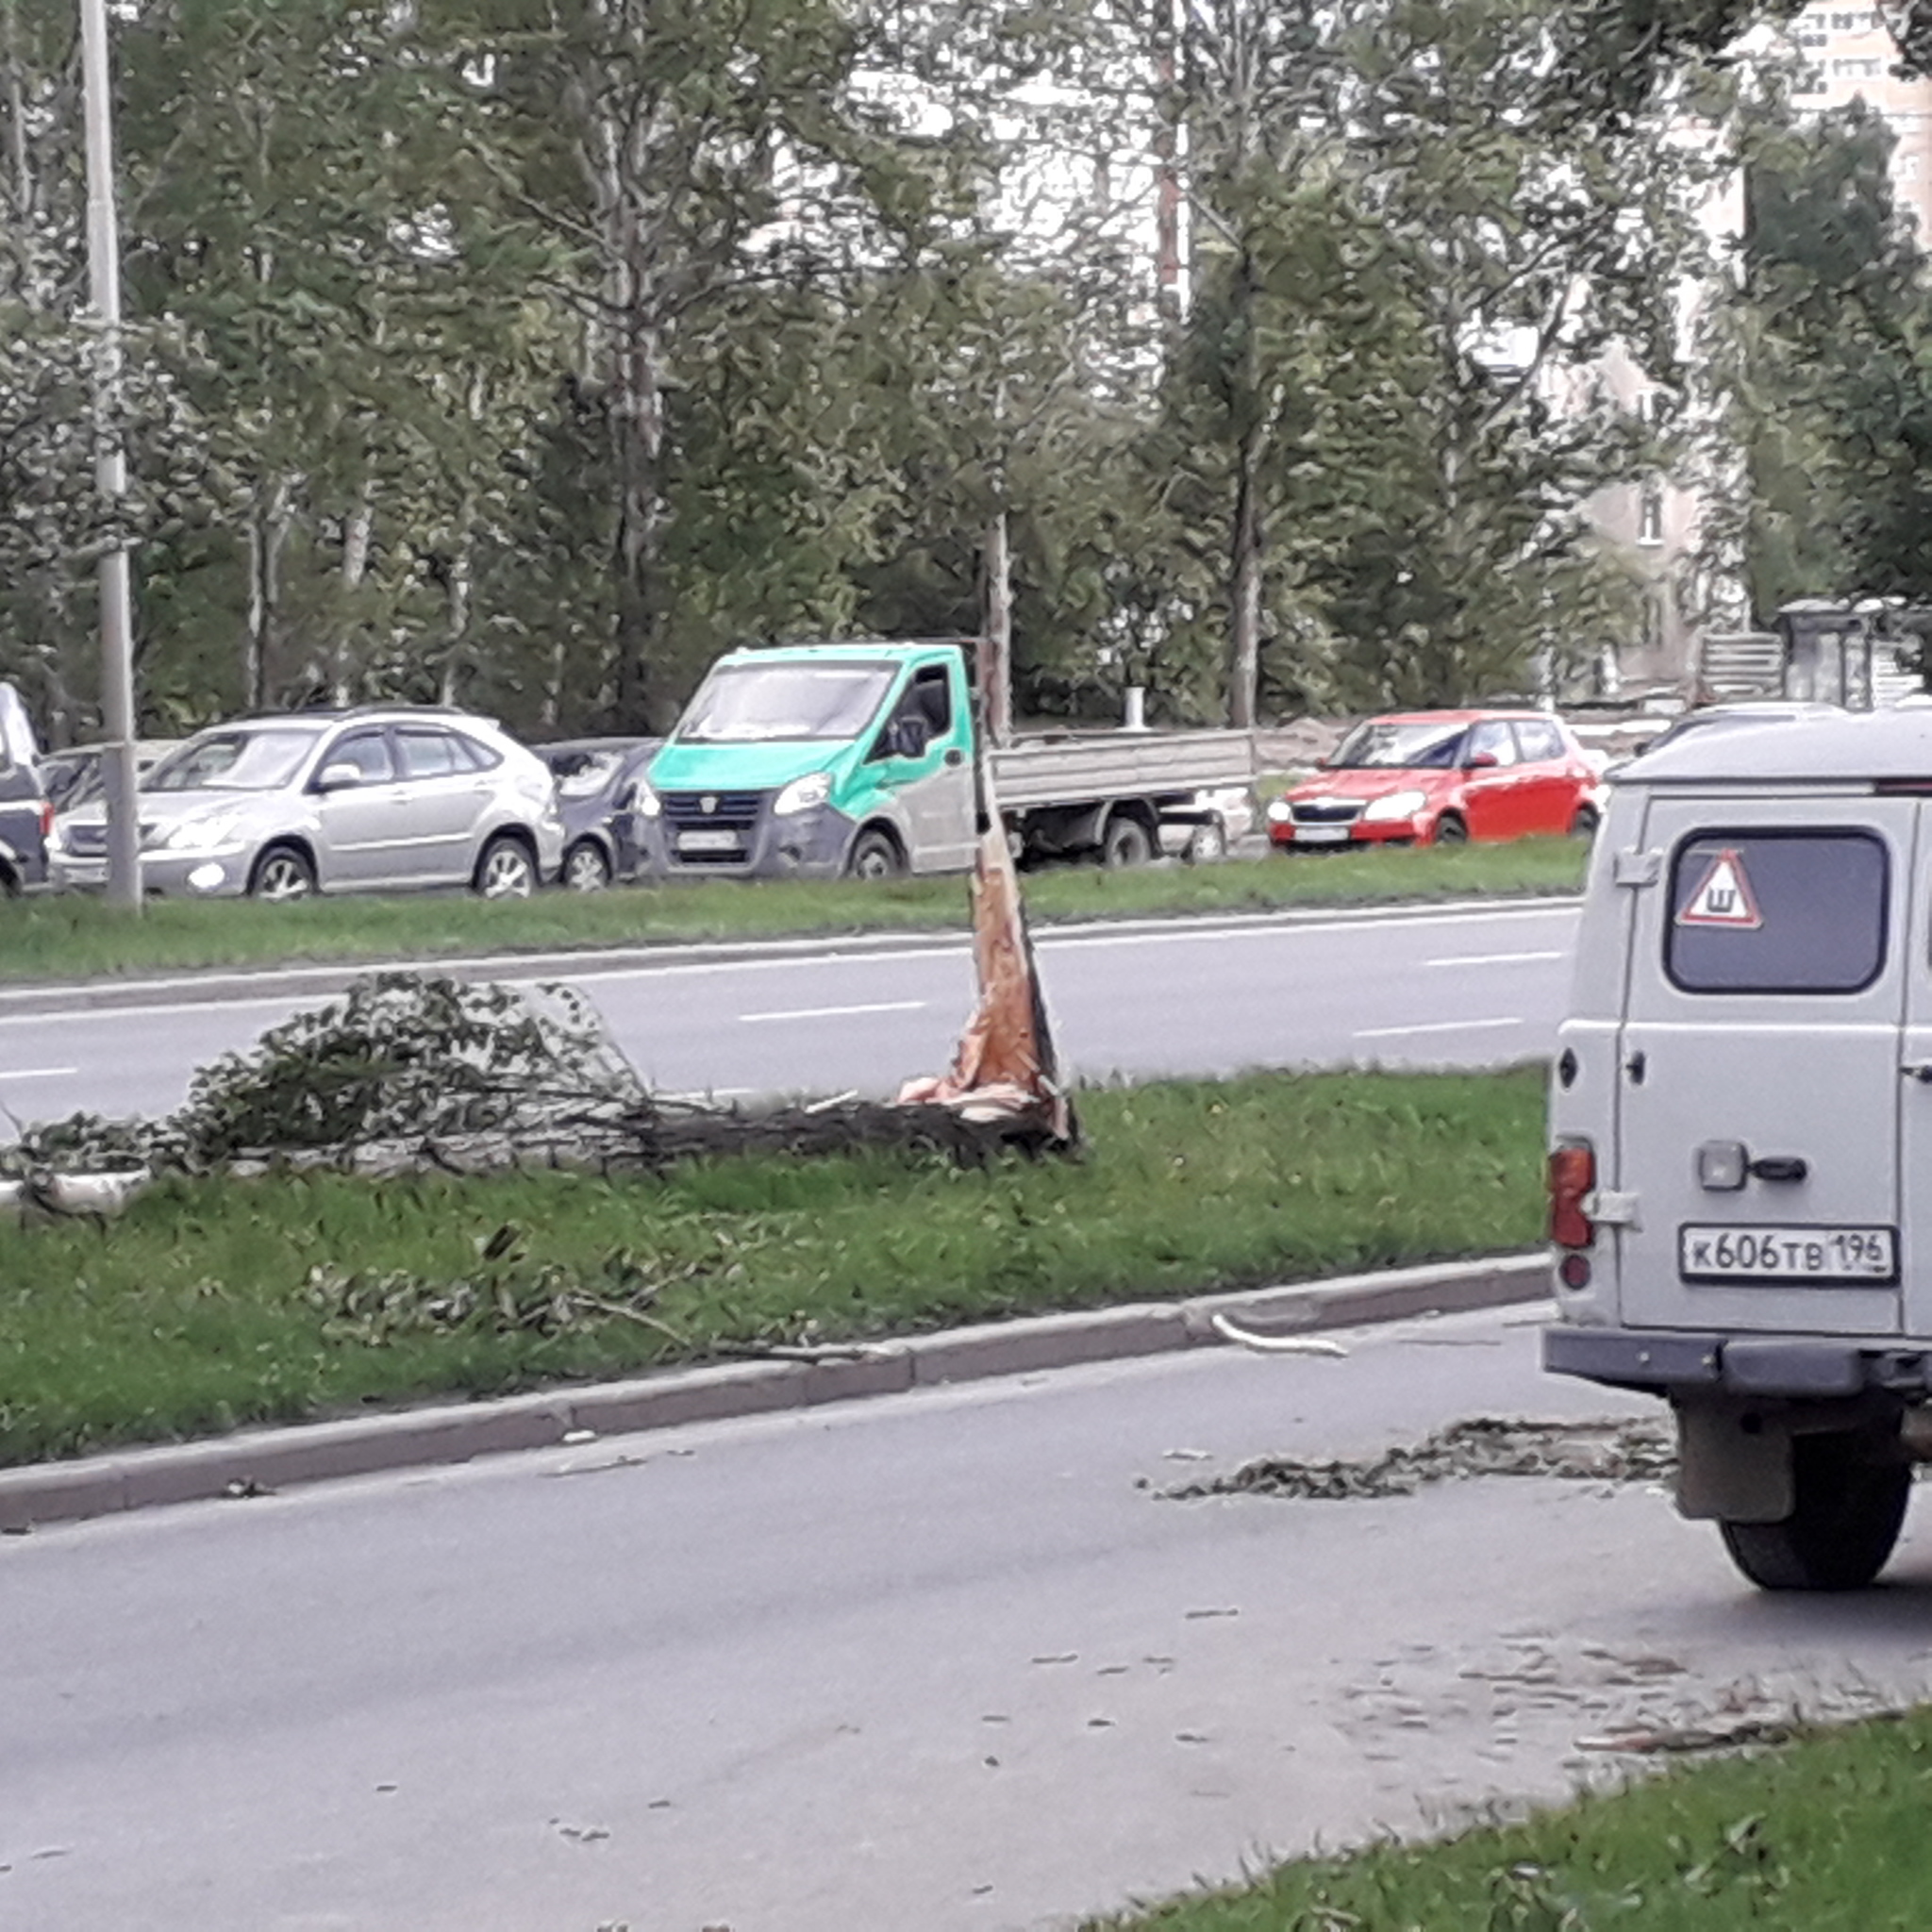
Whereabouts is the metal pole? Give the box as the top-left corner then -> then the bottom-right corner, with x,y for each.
79,0 -> 141,910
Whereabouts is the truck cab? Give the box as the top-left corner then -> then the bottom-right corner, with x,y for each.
1544,707 -> 1932,1589
634,641 -> 977,880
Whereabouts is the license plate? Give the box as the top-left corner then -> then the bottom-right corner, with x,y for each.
1679,1224 -> 1898,1285
676,828 -> 741,855
1292,824 -> 1350,844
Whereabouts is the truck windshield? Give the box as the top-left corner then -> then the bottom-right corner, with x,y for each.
675,662 -> 898,744
1327,720 -> 1468,769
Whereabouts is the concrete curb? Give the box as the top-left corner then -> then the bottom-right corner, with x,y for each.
0,1254 -> 1550,1532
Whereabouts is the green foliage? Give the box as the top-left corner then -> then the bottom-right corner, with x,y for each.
0,0 -> 1799,738
1095,1703 -> 1932,1931
1707,95 -> 1932,621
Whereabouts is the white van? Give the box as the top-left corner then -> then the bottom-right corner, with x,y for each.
1545,707 -> 1932,1591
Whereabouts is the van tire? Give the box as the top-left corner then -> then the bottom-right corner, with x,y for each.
1718,1428 -> 1910,1591
847,827 -> 906,880
1432,813 -> 1469,847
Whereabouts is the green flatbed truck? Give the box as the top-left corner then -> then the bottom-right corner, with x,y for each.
633,640 -> 1257,880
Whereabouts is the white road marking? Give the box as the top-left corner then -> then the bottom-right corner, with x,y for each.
0,1066 -> 78,1080
1425,950 -> 1566,967
739,1000 -> 928,1024
1355,1018 -> 1524,1040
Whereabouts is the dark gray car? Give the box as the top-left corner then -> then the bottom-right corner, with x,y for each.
540,737 -> 663,890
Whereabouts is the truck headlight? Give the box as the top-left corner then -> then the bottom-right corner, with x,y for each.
1361,790 -> 1427,824
774,772 -> 832,816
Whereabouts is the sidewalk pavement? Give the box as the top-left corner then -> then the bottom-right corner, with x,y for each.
0,1254 -> 1550,1533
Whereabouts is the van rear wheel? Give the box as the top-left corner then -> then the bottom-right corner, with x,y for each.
1718,1427 -> 1910,1591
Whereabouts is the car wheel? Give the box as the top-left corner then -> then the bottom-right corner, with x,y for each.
1719,1428 -> 1910,1591
1569,803 -> 1601,840
846,828 -> 906,881
473,835 -> 537,900
1185,817 -> 1227,865
561,840 -> 612,892
1100,812 -> 1155,869
1432,813 -> 1469,847
246,843 -> 315,903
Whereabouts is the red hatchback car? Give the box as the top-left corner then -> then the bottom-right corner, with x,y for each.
1266,708 -> 1602,851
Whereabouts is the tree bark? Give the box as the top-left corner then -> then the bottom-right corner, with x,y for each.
981,507 -> 1013,745
243,475 -> 292,710
1225,251 -> 1265,729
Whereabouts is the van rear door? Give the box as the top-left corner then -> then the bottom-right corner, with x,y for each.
1613,793 -> 1911,1337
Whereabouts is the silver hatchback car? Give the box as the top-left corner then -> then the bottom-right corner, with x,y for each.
51,707 -> 564,901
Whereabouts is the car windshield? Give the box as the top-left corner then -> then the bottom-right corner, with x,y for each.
674,663 -> 897,744
1328,720 -> 1469,769
146,727 -> 316,793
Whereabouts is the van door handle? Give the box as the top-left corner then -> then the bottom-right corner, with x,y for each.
1905,1063 -> 1932,1084
1747,1156 -> 1808,1184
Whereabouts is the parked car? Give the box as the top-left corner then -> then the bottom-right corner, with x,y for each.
0,683 -> 50,894
538,737 -> 663,890
1266,708 -> 1603,851
1159,783 -> 1258,862
50,706 -> 564,901
40,738 -> 186,813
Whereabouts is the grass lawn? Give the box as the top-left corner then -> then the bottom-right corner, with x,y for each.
0,1067 -> 1546,1465
1097,1705 -> 1932,1929
2,840 -> 1588,984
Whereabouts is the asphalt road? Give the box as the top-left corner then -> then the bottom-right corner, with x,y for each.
9,1303 -> 1932,1932
0,901 -> 1577,1126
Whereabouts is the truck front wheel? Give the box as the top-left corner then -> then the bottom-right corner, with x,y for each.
847,827 -> 907,880
1718,1427 -> 1910,1591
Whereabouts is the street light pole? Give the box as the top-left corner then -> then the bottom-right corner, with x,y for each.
79,0 -> 141,911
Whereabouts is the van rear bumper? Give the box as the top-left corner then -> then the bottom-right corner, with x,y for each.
1545,1324 -> 1932,1401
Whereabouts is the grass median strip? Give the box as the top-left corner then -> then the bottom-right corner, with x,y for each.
4,841 -> 1587,984
1095,1703 -> 1932,1930
0,1067 -> 1543,1466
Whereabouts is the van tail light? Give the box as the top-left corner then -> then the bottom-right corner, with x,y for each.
1548,1141 -> 1596,1249
38,799 -> 53,838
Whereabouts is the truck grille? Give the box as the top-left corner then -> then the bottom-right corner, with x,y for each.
660,789 -> 767,865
